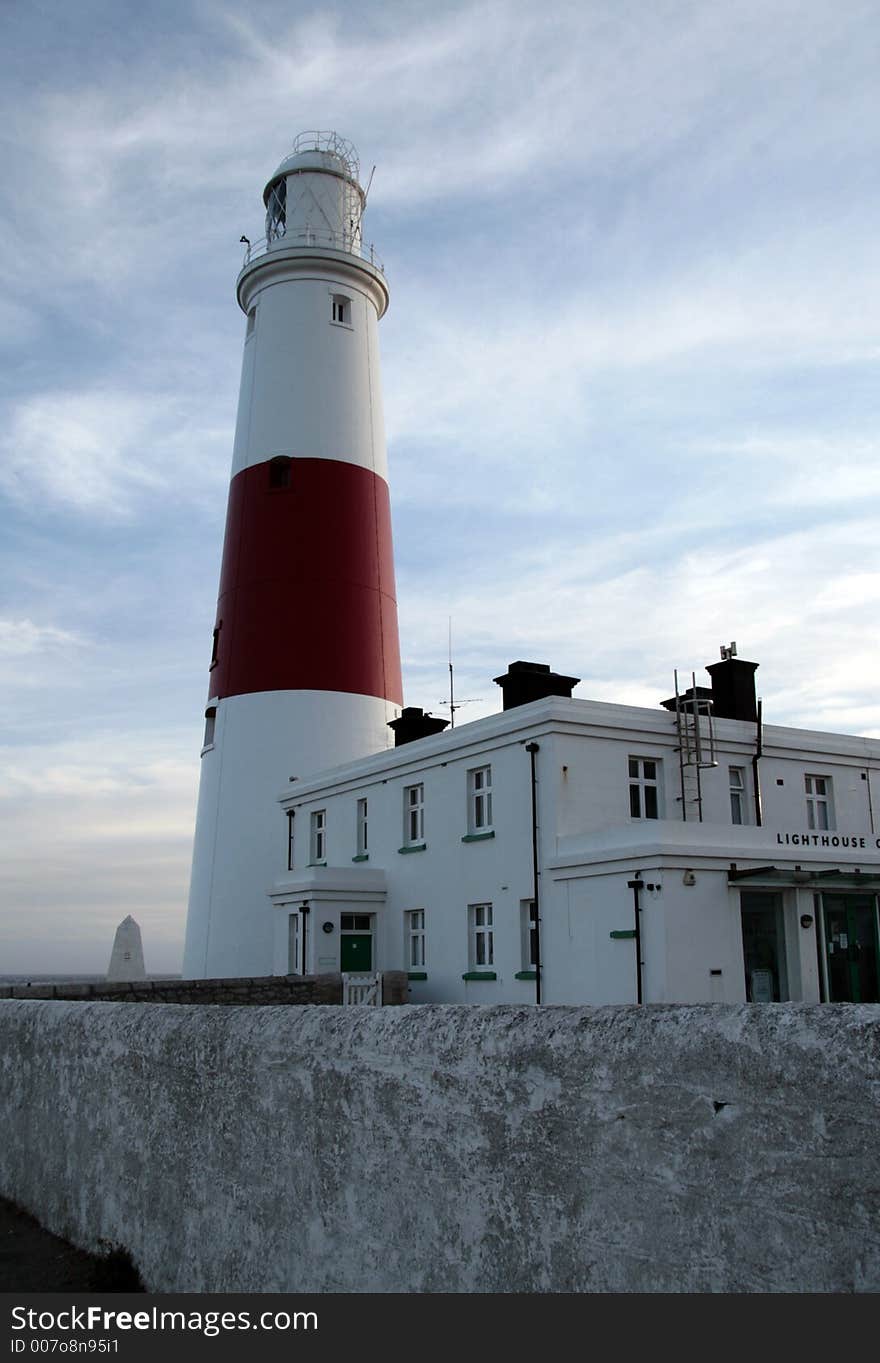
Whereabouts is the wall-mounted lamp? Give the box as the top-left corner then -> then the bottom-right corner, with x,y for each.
683,869 -> 696,887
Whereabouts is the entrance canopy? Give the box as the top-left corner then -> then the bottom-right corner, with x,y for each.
728,865 -> 880,885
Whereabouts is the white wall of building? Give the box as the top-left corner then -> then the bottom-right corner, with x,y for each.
272,694 -> 880,1004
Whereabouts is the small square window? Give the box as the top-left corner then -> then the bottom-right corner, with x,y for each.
331,294 -> 351,326
269,457 -> 292,489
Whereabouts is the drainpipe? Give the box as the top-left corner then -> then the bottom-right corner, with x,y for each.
300,900 -> 310,976
525,741 -> 541,1005
752,698 -> 763,827
626,874 -> 644,1004
866,768 -> 876,836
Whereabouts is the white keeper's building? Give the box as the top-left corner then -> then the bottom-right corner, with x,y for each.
270,654 -> 880,1007
183,132 -> 880,1007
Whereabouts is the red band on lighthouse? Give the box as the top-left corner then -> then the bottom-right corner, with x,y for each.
209,456 -> 403,705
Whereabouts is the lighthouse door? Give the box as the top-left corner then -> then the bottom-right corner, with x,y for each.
340,913 -> 373,971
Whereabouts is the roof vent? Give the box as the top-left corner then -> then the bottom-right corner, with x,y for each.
493,661 -> 580,711
387,707 -> 450,747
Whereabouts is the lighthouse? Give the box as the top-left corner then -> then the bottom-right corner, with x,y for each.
183,132 -> 403,979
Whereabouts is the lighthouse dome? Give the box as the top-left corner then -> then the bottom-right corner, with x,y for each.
262,130 -> 364,205
262,131 -> 367,258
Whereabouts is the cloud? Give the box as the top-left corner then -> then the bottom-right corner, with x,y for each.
0,619 -> 81,657
0,388 -> 231,518
398,516 -> 880,734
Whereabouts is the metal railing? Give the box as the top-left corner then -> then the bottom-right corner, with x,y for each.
240,230 -> 384,274
290,130 -> 360,181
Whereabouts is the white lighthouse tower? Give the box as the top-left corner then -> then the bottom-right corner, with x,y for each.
183,132 -> 403,979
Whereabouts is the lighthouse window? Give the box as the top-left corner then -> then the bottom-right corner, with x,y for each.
629,757 -> 660,820
245,307 -> 256,339
202,707 -> 216,750
269,456 -> 292,489
266,179 -> 286,241
209,622 -> 221,670
331,294 -> 352,326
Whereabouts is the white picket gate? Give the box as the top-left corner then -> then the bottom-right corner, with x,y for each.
341,972 -> 383,1006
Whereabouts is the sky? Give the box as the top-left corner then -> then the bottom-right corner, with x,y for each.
1,0 -> 879,973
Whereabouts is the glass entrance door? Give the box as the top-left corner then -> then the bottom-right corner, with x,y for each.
822,895 -> 880,1003
741,891 -> 787,1001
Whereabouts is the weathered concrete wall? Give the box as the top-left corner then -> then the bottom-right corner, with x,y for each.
0,971 -> 407,1006
0,1001 -> 877,1292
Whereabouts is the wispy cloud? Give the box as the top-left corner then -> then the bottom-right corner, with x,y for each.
0,618 -> 81,656
0,388 -> 231,517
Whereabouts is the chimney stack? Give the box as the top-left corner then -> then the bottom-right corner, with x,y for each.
706,643 -> 758,723
493,661 -> 580,711
388,707 -> 450,747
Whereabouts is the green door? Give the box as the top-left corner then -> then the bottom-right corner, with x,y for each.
340,933 -> 372,971
823,895 -> 880,1002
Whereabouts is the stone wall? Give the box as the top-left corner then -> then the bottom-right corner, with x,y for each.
0,971 -> 408,1006
0,1001 -> 877,1292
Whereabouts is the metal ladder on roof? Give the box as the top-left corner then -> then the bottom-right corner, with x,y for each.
672,670 -> 717,822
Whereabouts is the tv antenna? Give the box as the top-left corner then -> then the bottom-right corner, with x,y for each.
438,618 -> 482,729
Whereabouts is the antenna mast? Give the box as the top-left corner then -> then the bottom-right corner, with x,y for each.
439,618 -> 482,726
